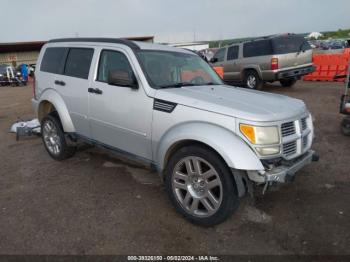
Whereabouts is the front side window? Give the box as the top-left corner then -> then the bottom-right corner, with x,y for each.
97,50 -> 134,82
137,50 -> 223,88
213,48 -> 226,62
227,46 -> 239,60
64,48 -> 94,79
40,47 -> 68,74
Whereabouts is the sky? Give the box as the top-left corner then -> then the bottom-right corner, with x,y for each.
1,0 -> 349,43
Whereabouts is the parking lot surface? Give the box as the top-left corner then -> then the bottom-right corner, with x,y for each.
0,81 -> 349,255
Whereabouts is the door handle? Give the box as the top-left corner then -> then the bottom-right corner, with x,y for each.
94,88 -> 103,94
88,87 -> 103,95
54,80 -> 65,86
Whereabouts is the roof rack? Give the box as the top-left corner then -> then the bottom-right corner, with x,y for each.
48,37 -> 140,50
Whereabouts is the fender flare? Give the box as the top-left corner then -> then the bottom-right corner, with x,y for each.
156,122 -> 264,172
38,89 -> 75,132
241,66 -> 263,79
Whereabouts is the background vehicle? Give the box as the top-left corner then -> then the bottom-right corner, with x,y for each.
32,38 -> 317,226
338,59 -> 350,136
0,64 -> 27,86
210,34 -> 315,89
29,64 -> 36,77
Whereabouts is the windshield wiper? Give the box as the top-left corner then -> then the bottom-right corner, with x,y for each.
159,82 -> 196,89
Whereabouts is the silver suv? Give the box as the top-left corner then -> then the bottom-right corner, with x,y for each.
32,38 -> 318,226
211,34 -> 315,90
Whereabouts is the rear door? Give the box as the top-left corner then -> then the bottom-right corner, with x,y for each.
57,47 -> 94,137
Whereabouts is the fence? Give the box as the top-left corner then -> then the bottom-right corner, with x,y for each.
304,48 -> 350,82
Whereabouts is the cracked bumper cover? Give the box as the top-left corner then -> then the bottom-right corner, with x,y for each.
248,150 -> 318,184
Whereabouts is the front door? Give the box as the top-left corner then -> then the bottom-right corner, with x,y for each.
88,48 -> 153,160
224,45 -> 240,81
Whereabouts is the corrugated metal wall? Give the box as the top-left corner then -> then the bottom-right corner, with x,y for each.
0,51 -> 39,66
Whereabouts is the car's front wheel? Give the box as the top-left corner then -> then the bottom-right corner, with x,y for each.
41,114 -> 76,160
165,145 -> 239,226
244,70 -> 263,90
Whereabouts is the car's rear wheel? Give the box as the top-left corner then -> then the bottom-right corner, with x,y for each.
280,78 -> 297,87
164,145 -> 239,226
41,114 -> 76,160
244,70 -> 263,90
341,117 -> 350,136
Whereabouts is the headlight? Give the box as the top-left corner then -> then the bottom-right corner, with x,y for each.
240,124 -> 279,145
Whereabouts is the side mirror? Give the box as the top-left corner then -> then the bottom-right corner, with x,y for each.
210,57 -> 218,63
108,70 -> 138,89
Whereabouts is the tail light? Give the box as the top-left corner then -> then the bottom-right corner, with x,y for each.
32,75 -> 37,99
271,58 -> 279,70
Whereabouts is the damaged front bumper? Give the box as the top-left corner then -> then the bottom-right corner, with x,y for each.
247,150 -> 319,186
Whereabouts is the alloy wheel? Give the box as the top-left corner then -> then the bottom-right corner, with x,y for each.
42,120 -> 62,155
172,156 -> 223,217
246,75 -> 256,89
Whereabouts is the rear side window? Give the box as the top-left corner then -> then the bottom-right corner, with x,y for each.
272,36 -> 311,54
243,40 -> 273,57
227,46 -> 239,60
64,48 -> 94,79
40,47 -> 68,74
213,48 -> 226,62
97,50 -> 133,83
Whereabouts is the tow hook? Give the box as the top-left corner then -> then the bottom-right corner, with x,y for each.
312,153 -> 320,162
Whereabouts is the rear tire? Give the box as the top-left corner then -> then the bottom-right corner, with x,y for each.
164,145 -> 239,226
341,117 -> 350,136
280,78 -> 297,87
41,114 -> 76,160
244,70 -> 263,90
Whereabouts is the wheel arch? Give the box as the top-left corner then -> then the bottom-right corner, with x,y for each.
241,66 -> 263,79
37,89 -> 75,132
156,122 -> 264,173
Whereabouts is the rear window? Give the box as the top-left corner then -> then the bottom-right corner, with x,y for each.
64,48 -> 94,79
40,47 -> 68,74
271,36 -> 311,54
243,40 -> 273,57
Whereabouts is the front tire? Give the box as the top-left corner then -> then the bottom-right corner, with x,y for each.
41,114 -> 76,160
244,70 -> 263,90
164,145 -> 239,226
280,78 -> 297,87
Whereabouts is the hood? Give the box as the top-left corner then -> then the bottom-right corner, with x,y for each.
155,85 -> 307,122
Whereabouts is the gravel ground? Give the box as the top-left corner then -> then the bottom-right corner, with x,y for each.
0,81 -> 349,256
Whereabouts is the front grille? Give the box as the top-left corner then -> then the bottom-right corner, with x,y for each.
281,121 -> 296,137
283,141 -> 297,156
301,118 -> 307,131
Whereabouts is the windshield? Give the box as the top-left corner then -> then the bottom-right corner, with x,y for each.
271,36 -> 311,54
137,50 -> 223,88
